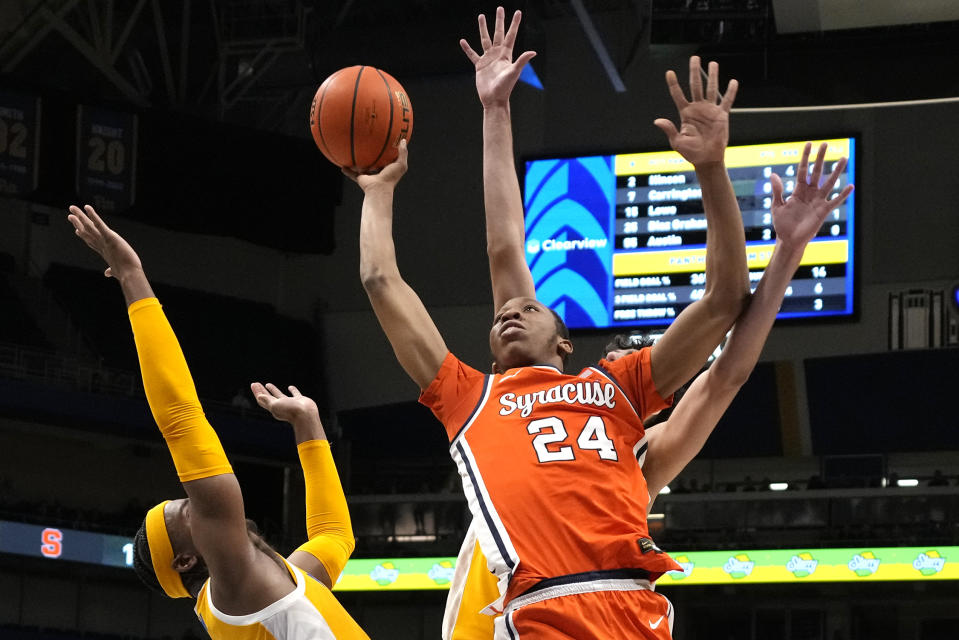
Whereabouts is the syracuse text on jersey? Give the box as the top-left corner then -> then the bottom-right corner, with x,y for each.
498,380 -> 617,418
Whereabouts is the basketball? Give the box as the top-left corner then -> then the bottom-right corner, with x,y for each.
309,65 -> 413,172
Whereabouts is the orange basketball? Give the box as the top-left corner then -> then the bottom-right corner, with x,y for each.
309,66 -> 413,172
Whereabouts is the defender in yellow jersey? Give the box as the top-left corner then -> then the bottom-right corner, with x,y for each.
67,205 -> 368,639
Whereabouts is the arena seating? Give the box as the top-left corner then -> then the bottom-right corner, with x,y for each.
42,263 -> 319,402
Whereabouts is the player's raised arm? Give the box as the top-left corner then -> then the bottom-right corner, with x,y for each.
67,206 -> 277,601
642,143 -> 853,497
461,6 -> 538,310
252,382 -> 355,589
649,56 -> 750,397
348,141 -> 449,390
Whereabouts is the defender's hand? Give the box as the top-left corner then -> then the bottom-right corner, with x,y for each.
653,56 -> 739,167
771,142 -> 854,251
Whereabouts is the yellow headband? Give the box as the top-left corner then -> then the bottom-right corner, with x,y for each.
145,501 -> 191,599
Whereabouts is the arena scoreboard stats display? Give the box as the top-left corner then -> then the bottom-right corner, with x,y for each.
523,138 -> 856,330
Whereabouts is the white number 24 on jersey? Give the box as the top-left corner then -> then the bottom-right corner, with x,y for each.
527,416 -> 618,463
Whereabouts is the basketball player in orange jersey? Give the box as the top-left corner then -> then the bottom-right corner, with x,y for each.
351,8 -> 755,637
355,139 -> 679,636
350,67 -> 746,640
66,205 -> 368,639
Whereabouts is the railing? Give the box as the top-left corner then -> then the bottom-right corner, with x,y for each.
0,341 -> 140,395
657,485 -> 959,549
2,486 -> 955,557
0,340 -> 253,416
342,487 -> 959,553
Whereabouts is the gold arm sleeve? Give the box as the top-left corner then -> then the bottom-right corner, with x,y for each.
294,439 -> 355,582
129,298 -> 232,482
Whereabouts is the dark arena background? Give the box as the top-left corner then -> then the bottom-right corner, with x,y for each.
1,1 -> 959,639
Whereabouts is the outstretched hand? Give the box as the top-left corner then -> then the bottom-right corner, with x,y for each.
342,139 -> 408,192
654,56 -> 739,167
251,382 -> 320,426
771,142 -> 854,251
67,205 -> 143,280
460,6 -> 536,108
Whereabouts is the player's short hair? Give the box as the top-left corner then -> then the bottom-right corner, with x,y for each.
132,520 -> 165,595
604,333 -> 655,354
600,333 -> 708,427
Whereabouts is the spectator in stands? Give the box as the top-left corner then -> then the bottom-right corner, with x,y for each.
413,480 -> 430,535
439,469 -> 466,538
379,479 -> 398,538
230,386 -> 252,411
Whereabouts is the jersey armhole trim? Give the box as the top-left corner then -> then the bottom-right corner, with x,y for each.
589,365 -> 642,422
450,374 -> 492,444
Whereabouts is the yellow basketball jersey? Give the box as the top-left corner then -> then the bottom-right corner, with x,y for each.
194,557 -> 368,639
443,523 -> 499,640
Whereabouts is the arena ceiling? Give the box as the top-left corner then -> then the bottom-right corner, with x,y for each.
1,0 -> 958,134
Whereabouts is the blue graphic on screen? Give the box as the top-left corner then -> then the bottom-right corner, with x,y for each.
524,157 -> 614,328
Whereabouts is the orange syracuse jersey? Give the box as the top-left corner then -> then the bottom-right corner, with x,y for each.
420,347 -> 682,607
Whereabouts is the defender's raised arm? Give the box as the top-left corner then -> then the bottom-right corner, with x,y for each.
649,57 -> 751,397
642,143 -> 854,497
252,382 -> 355,589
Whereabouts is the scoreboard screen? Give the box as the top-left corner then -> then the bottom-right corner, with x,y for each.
0,520 -> 132,568
1,519 -> 956,587
522,138 -> 856,329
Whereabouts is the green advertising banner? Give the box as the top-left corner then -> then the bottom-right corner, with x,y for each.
332,546 -> 957,591
656,547 -> 954,586
334,557 -> 456,591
